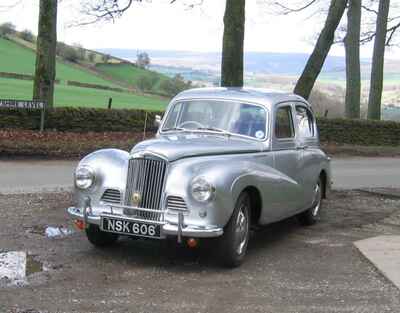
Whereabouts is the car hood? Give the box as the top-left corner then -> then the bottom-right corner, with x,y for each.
130,133 -> 264,162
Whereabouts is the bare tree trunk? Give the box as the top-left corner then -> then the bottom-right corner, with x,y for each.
344,0 -> 361,118
221,0 -> 245,87
294,0 -> 347,99
33,0 -> 58,108
367,0 -> 390,120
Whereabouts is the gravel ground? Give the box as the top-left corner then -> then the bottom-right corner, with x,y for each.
1,190 -> 400,313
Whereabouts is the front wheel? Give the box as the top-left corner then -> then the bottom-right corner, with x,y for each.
218,192 -> 251,267
85,224 -> 119,247
298,178 -> 323,226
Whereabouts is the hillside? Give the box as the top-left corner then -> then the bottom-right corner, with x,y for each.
0,37 -> 113,85
95,63 -> 170,94
0,36 -> 167,110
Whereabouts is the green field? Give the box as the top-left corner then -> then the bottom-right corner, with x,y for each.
0,78 -> 167,110
0,37 -> 169,109
95,63 -> 169,91
0,37 -> 115,85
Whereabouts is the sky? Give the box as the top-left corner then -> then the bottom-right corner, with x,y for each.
1,0 -> 399,59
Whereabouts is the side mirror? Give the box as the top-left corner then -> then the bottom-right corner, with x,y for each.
154,114 -> 162,128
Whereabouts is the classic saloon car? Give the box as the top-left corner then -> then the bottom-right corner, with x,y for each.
68,87 -> 331,267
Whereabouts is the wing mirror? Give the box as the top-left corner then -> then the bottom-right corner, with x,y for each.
154,114 -> 162,128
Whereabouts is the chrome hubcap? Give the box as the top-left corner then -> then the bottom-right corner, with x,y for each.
312,182 -> 322,217
235,206 -> 248,255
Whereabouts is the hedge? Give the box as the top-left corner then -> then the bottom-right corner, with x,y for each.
0,107 -> 163,132
317,117 -> 400,146
1,107 -> 400,146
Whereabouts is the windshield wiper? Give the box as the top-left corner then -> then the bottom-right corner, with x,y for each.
196,127 -> 231,135
162,127 -> 186,132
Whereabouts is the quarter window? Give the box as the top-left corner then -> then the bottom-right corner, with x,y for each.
295,106 -> 314,137
275,106 -> 295,139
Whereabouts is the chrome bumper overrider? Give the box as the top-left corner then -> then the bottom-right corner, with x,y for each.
67,202 -> 223,241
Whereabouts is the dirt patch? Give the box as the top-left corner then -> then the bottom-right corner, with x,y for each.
0,190 -> 400,313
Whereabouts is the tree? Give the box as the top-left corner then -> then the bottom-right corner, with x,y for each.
294,0 -> 348,99
88,52 -> 96,63
221,0 -> 245,87
367,0 -> 391,120
136,52 -> 150,69
0,22 -> 16,36
344,0 -> 361,118
33,0 -> 58,108
102,54 -> 111,63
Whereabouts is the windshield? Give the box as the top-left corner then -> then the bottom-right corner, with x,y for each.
162,100 -> 267,140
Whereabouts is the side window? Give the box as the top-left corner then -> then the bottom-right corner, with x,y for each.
275,106 -> 295,139
295,105 -> 314,138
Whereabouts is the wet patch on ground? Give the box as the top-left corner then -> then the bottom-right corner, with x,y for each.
0,251 -> 44,287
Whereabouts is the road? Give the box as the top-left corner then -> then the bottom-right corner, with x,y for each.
0,157 -> 399,193
1,189 -> 400,312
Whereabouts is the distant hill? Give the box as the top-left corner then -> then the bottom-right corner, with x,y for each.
99,48 -> 400,86
99,49 -> 360,75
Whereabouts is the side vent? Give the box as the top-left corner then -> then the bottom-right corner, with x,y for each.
166,196 -> 187,211
101,189 -> 121,204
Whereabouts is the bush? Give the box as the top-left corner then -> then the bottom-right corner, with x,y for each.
160,74 -> 192,96
18,29 -> 35,42
316,117 -> 400,146
136,74 -> 159,92
57,42 -> 84,63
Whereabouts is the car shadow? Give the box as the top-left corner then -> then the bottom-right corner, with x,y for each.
80,216 -> 305,271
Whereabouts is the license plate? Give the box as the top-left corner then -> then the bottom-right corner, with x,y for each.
101,216 -> 161,238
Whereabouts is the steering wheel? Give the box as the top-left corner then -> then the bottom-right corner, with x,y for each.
178,121 -> 205,129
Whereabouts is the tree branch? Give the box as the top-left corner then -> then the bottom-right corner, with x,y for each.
272,0 -> 319,15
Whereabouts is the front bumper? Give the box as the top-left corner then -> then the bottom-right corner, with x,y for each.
67,205 -> 223,240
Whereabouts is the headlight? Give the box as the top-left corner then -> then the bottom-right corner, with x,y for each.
191,177 -> 215,202
75,166 -> 95,189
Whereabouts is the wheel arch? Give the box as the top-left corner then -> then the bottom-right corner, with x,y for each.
241,186 -> 262,226
319,170 -> 327,199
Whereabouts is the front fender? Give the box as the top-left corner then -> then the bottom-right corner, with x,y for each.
164,154 -> 280,228
74,149 -> 129,210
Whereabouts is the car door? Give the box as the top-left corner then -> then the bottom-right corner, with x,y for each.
271,103 -> 304,218
294,103 -> 320,209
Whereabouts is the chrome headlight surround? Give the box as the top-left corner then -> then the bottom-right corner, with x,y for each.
75,165 -> 95,190
190,177 -> 215,202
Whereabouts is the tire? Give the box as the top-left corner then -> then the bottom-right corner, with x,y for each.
298,177 -> 323,226
85,224 -> 118,247
218,192 -> 251,268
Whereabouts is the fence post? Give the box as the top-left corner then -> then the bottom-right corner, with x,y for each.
108,97 -> 112,109
39,101 -> 46,132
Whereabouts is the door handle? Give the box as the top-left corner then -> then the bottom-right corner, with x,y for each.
296,145 -> 308,150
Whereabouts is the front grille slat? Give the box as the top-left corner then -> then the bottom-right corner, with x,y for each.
166,196 -> 187,211
125,156 -> 167,221
101,189 -> 122,204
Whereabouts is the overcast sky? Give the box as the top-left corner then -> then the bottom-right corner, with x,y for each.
1,0 -> 399,59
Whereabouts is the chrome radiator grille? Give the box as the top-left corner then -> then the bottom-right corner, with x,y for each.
124,157 -> 167,221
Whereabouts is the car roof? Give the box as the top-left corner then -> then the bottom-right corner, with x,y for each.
173,87 -> 308,109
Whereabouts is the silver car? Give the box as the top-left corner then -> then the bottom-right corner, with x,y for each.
67,87 -> 331,267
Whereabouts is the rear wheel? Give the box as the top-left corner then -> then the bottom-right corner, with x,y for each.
218,192 -> 251,267
298,178 -> 323,226
85,224 -> 118,247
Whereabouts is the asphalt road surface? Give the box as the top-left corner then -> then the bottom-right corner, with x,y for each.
1,189 -> 400,312
0,157 -> 399,193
